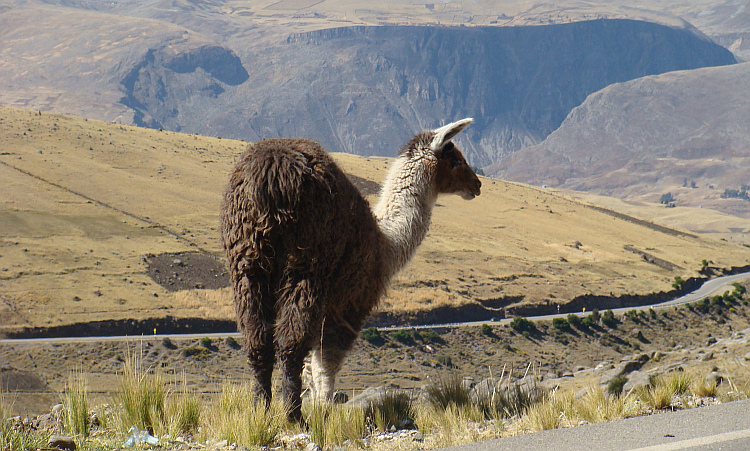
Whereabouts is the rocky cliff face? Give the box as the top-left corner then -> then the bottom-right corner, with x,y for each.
120,19 -> 735,166
488,62 -> 750,218
121,45 -> 248,130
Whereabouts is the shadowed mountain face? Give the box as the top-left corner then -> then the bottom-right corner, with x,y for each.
489,61 -> 750,218
0,2 -> 736,167
124,20 -> 736,167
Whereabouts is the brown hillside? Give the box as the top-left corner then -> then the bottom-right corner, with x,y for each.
1,106 -> 750,336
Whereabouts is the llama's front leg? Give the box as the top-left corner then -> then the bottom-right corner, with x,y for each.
313,326 -> 358,403
310,347 -> 336,402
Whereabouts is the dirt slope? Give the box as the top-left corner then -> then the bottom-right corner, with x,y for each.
2,106 -> 750,336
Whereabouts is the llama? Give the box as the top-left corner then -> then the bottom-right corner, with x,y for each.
220,119 -> 481,421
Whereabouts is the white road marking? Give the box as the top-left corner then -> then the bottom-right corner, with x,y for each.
629,429 -> 750,451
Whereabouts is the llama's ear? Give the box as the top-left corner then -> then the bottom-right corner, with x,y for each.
431,118 -> 473,150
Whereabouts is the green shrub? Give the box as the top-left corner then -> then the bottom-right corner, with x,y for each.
361,327 -> 382,344
601,310 -> 617,327
590,308 -> 601,324
419,329 -> 440,343
625,310 -> 639,322
567,314 -> 582,328
225,336 -> 240,349
672,276 -> 685,290
183,346 -> 211,360
392,329 -> 412,344
480,324 -> 493,336
732,282 -> 747,297
200,337 -> 213,348
581,315 -> 594,327
649,308 -> 657,319
552,317 -> 570,331
510,317 -> 536,334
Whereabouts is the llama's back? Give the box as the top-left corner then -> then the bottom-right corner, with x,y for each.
221,138 -> 386,334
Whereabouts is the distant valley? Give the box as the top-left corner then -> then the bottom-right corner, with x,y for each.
0,1 -> 742,169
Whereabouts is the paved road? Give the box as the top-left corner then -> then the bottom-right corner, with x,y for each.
2,273 -> 749,344
436,398 -> 750,451
407,271 -> 750,331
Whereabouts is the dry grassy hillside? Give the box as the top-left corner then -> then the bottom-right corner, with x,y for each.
1,105 -> 750,336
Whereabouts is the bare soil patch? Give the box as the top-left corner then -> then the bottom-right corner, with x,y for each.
145,252 -> 229,292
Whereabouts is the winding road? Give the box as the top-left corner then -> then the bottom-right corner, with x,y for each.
2,272 -> 749,344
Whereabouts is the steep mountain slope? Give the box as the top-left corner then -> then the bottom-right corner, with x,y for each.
2,106 -> 750,336
0,1 -> 737,167
489,62 -> 750,219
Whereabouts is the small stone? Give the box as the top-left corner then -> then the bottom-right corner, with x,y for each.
305,442 -> 322,451
630,328 -> 645,341
48,434 -> 76,451
744,351 -> 750,361
51,403 -> 64,416
705,337 -> 717,346
173,258 -> 183,266
701,351 -> 714,361
623,370 -> 652,392
413,431 -> 424,441
332,391 -> 349,404
706,371 -> 723,386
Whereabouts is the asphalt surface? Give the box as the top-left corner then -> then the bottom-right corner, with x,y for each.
436,398 -> 750,451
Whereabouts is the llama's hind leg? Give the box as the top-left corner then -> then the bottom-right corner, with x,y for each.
275,278 -> 320,422
236,276 -> 276,405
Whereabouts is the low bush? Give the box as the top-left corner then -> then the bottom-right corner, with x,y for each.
601,310 -> 617,327
419,329 -> 440,343
589,308 -> 601,324
392,329 -> 412,344
566,314 -> 582,329
552,317 -> 570,331
361,327 -> 382,344
510,317 -> 536,334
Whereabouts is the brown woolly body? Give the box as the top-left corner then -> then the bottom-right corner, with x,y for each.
220,138 -> 387,417
220,120 -> 480,421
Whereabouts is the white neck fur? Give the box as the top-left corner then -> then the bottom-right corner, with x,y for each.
374,151 -> 439,279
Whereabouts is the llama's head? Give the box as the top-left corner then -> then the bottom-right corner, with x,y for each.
431,118 -> 482,200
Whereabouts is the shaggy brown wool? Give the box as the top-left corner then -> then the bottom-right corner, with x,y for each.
220,120 -> 480,422
221,139 -> 386,420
